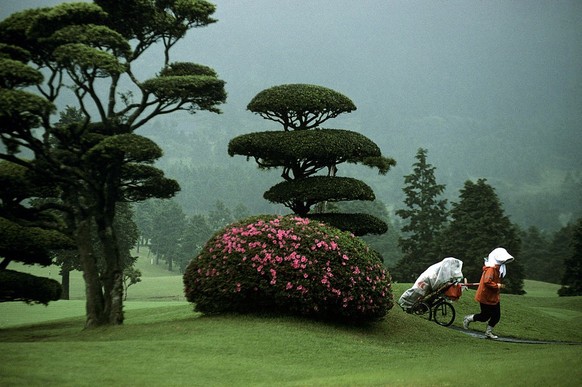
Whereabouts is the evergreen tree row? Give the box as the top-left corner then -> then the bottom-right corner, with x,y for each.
391,148 -> 581,296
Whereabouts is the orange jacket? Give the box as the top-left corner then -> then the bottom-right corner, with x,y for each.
475,265 -> 502,305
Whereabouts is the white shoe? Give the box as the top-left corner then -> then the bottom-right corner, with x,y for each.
485,326 -> 498,339
463,315 -> 473,330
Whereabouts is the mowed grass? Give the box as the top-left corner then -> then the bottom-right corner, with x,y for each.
1,253 -> 581,386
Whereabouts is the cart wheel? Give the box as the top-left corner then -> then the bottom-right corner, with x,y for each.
413,302 -> 430,316
432,301 -> 455,327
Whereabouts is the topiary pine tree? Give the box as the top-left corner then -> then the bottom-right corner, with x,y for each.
0,1 -> 226,327
392,148 -> 448,282
0,161 -> 72,304
228,84 -> 396,236
438,178 -> 525,294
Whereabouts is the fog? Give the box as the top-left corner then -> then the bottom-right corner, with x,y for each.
2,0 -> 581,229
184,1 -> 581,172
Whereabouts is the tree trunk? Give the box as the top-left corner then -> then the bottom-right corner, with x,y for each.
96,213 -> 125,326
76,217 -> 107,328
60,269 -> 70,300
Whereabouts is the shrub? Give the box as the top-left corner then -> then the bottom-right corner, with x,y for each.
183,215 -> 394,323
0,269 -> 62,305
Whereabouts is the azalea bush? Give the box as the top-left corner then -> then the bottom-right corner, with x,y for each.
183,215 -> 394,323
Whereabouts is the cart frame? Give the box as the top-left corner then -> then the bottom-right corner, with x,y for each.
407,282 -> 459,327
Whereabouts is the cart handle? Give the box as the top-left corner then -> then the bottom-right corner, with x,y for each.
462,278 -> 480,288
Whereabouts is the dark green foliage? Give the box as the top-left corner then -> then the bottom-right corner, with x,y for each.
0,42 -> 32,62
84,134 -> 163,163
183,215 -> 393,323
176,214 -> 215,272
559,218 -> 582,296
228,129 -> 393,175
333,200 -> 401,267
122,266 -> 142,300
230,84 -> 394,235
0,161 -> 72,271
264,176 -> 375,215
95,0 -> 217,42
53,43 -> 126,76
27,2 -> 107,39
0,90 -> 54,143
0,218 -> 73,267
392,148 -> 448,282
247,84 -> 356,130
0,58 -> 43,88
0,161 -> 59,208
141,75 -> 226,112
545,222 -> 576,284
0,1 -> 225,326
309,213 -> 388,236
0,9 -> 49,58
160,62 -> 218,77
134,199 -> 246,273
50,24 -> 131,58
121,164 -> 180,202
148,199 -> 187,272
0,269 -> 61,305
0,158 -> 70,305
438,179 -> 525,294
519,226 -> 553,281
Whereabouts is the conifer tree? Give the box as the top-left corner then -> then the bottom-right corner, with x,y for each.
439,179 -> 525,294
392,148 -> 448,281
558,218 -> 582,296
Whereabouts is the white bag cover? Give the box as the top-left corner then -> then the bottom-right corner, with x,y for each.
398,257 -> 464,310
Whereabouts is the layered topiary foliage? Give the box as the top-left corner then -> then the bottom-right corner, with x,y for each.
0,162 -> 73,304
246,84 -> 356,131
228,84 -> 396,236
0,270 -> 62,305
184,215 -> 394,323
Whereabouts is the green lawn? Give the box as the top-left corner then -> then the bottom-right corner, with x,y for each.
1,254 -> 580,386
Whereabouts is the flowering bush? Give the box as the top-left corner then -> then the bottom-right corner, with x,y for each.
183,215 -> 394,323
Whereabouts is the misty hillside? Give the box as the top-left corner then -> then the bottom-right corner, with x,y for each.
143,0 -> 582,231
2,0 -> 580,230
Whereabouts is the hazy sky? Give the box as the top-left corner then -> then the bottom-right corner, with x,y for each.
177,0 -> 581,184
2,0 -> 581,188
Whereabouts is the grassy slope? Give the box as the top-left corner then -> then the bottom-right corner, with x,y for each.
1,255 -> 580,386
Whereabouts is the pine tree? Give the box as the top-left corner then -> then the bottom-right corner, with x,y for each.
392,148 -> 448,281
558,218 -> 582,296
439,179 -> 525,294
546,223 -> 576,284
519,226 -> 550,281
228,84 -> 395,236
0,1 -> 225,327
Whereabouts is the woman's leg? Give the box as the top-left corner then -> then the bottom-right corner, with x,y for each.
473,303 -> 495,322
487,303 -> 501,327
